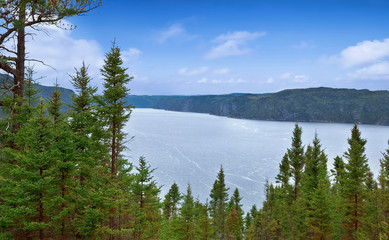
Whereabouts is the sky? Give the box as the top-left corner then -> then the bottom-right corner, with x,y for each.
25,0 -> 389,95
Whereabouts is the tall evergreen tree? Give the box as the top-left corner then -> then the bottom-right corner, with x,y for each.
97,41 -> 134,238
132,156 -> 161,240
227,188 -> 244,240
163,183 -> 182,219
303,134 -> 333,239
342,124 -> 370,239
276,153 -> 291,186
68,63 -> 107,238
287,123 -> 305,200
378,148 -> 389,238
210,165 -> 229,239
180,184 -> 196,240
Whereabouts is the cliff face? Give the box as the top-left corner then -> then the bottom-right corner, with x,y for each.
126,88 -> 389,125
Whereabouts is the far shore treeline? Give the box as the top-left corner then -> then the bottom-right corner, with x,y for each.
1,42 -> 389,239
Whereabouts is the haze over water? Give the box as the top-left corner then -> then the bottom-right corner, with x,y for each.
125,109 -> 389,211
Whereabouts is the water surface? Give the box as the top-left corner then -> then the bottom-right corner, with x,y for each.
125,109 -> 389,211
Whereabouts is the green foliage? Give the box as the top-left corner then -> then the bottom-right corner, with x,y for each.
342,124 -> 370,239
210,165 -> 229,239
288,123 -> 305,200
132,156 -> 161,240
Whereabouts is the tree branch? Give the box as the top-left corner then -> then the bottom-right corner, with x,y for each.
0,61 -> 16,76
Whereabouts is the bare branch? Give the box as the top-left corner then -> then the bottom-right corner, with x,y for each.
0,45 -> 17,55
25,58 -> 56,70
0,61 -> 16,76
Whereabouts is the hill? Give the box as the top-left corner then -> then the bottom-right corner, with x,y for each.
126,88 -> 389,125
0,74 -> 74,113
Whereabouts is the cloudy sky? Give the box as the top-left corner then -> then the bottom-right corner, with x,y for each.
26,0 -> 389,95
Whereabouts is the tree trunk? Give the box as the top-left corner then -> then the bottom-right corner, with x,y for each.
12,3 -> 26,134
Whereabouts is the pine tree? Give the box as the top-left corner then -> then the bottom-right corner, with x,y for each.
163,183 -> 182,219
379,147 -> 389,239
287,123 -> 305,201
180,184 -> 196,240
0,100 -> 58,239
227,188 -> 244,239
68,62 -> 107,238
276,153 -> 291,186
194,199 -> 211,239
210,166 -> 229,239
303,134 -> 333,239
97,41 -> 134,238
132,156 -> 161,240
160,183 -> 183,240
342,124 -> 370,239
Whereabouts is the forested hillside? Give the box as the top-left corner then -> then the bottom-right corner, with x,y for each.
127,88 -> 389,125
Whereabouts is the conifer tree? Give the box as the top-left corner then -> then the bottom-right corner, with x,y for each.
180,184 -> 196,240
227,188 -> 244,240
342,124 -> 370,239
97,41 -> 134,238
276,153 -> 291,186
68,62 -> 108,238
194,199 -> 211,239
210,165 -> 229,239
132,156 -> 161,240
163,183 -> 181,219
0,100 -> 59,239
302,134 -> 333,239
160,183 -> 183,240
379,147 -> 389,238
24,68 -> 39,112
287,123 -> 305,200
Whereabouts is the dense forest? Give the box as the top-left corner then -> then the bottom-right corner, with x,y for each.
1,1 -> 389,240
1,42 -> 389,239
126,88 -> 389,125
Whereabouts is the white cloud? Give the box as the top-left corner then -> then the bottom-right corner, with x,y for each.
210,78 -> 246,84
292,41 -> 316,49
339,38 -> 389,68
122,48 -> 142,62
156,24 -> 191,44
211,79 -> 222,84
293,75 -> 309,83
25,20 -> 104,89
205,31 -> 266,59
275,72 -> 309,83
266,77 -> 274,83
280,72 -> 291,79
213,68 -> 230,74
197,77 -> 208,83
349,61 -> 389,80
178,66 -> 208,76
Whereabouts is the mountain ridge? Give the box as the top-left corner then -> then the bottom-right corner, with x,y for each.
126,87 -> 389,125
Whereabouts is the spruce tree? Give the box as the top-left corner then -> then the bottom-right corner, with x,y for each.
194,199 -> 211,239
303,134 -> 333,239
287,123 -> 305,200
379,148 -> 389,238
68,62 -> 107,238
163,183 -> 181,219
227,188 -> 244,240
276,153 -> 291,186
210,166 -> 229,239
342,124 -> 370,239
97,41 -> 134,238
132,156 -> 161,240
180,184 -> 196,240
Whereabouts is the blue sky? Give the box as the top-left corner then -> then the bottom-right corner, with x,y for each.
28,0 -> 389,95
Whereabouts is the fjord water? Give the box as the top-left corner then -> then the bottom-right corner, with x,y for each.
125,109 -> 389,211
